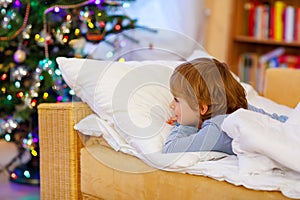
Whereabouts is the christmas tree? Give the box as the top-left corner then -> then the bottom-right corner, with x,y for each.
0,0 -> 136,185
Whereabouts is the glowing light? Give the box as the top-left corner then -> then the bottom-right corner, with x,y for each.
120,40 -> 126,47
39,38 -> 45,43
15,81 -> 21,88
114,24 -> 121,31
83,11 -> 89,18
62,35 -> 69,43
14,0 -> 21,7
34,34 -> 40,40
1,8 -> 5,15
97,12 -> 102,17
24,170 -> 30,178
106,51 -> 114,58
55,69 -> 62,76
74,28 -> 80,35
11,173 -> 17,180
7,95 -> 12,100
54,7 -> 60,13
1,73 -> 7,80
69,90 -> 75,95
31,99 -> 37,107
40,75 -> 44,81
88,22 -> 94,29
31,149 -> 38,157
57,96 -> 63,102
43,92 -> 49,99
66,14 -> 72,21
4,134 -> 11,142
99,21 -> 105,28
16,92 -> 24,98
123,2 -> 130,8
1,87 -> 6,93
95,0 -> 102,5
118,57 -> 125,62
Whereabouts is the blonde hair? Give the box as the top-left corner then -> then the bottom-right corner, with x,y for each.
170,58 -> 247,123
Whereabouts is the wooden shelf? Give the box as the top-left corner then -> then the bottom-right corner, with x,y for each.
234,35 -> 300,47
227,0 -> 300,92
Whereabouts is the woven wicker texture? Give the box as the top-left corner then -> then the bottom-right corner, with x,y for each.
38,102 -> 92,200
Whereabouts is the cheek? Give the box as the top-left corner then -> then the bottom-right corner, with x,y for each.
174,105 -> 181,115
174,106 -> 180,114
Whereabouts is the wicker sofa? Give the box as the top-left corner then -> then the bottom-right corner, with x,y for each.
38,68 -> 300,200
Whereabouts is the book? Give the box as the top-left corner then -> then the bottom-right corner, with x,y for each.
269,5 -> 275,39
255,5 -> 263,39
262,3 -> 270,39
257,47 -> 285,93
238,53 -> 258,88
295,7 -> 300,42
245,2 -> 256,36
274,1 -> 285,41
284,6 -> 295,42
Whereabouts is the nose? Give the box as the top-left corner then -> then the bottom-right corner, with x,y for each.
169,101 -> 175,110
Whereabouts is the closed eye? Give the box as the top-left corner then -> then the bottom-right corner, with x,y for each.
174,97 -> 179,102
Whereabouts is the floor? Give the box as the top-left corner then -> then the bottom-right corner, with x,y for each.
0,139 -> 40,200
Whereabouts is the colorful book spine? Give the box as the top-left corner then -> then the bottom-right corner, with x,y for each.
255,5 -> 263,38
238,53 -> 258,88
247,2 -> 256,36
284,6 -> 295,42
262,3 -> 270,39
259,47 -> 285,64
295,7 -> 300,42
269,5 -> 275,39
274,1 -> 285,41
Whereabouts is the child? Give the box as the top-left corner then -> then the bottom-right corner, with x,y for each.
162,58 -> 288,155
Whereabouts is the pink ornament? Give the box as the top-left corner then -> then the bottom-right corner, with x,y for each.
14,49 -> 26,63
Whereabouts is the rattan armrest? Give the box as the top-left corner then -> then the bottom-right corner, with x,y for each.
38,102 -> 92,200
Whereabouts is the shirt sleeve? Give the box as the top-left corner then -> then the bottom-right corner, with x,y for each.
162,116 -> 233,154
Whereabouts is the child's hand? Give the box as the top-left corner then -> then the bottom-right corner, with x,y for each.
166,116 -> 177,126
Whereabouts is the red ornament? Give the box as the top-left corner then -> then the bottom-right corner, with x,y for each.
114,24 -> 121,31
1,73 -> 7,81
99,21 -> 105,28
16,91 -> 24,98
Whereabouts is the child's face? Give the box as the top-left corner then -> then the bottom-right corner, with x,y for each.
170,96 -> 200,127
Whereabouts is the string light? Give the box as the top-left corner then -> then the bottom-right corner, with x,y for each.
1,73 -> 7,80
43,0 -> 95,58
24,170 -> 30,178
4,133 -> 11,142
7,94 -> 12,101
0,0 -> 30,41
16,91 -> 24,98
10,173 -> 17,180
31,149 -> 38,157
114,24 -> 121,31
31,99 -> 37,107
43,92 -> 49,100
74,28 -> 80,35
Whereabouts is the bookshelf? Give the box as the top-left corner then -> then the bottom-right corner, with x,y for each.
227,0 -> 300,93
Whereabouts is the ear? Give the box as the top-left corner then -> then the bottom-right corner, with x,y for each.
200,104 -> 208,115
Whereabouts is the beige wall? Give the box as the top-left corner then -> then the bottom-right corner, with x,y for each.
204,0 -> 233,62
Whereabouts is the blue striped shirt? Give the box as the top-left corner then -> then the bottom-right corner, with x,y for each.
162,104 -> 288,155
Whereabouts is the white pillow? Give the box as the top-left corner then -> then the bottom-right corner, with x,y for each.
57,57 -> 292,155
57,57 -> 181,154
57,57 -> 181,124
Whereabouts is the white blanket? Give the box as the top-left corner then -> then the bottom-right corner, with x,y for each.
75,104 -> 300,199
222,103 -> 300,174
